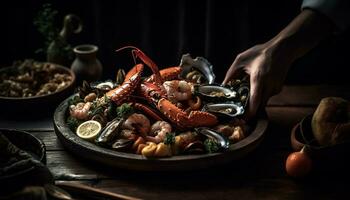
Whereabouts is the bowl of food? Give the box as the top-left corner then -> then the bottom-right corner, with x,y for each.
0,59 -> 75,117
53,47 -> 268,171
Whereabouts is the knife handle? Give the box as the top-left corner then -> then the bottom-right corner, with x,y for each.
56,182 -> 142,200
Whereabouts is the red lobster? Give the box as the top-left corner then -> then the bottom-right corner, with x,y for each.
106,46 -> 218,129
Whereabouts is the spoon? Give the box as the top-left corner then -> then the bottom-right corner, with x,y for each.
44,184 -> 74,200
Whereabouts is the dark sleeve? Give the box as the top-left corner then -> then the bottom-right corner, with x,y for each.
302,0 -> 350,31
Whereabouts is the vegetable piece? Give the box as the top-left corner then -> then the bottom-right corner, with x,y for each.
141,142 -> 157,157
312,97 -> 350,146
68,95 -> 83,106
204,138 -> 219,153
164,132 -> 175,145
285,147 -> 312,178
154,143 -> 172,157
67,116 -> 83,131
116,103 -> 134,119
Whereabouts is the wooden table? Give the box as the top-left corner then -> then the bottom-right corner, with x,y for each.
1,85 -> 350,200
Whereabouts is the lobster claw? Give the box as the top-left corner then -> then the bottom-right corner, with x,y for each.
157,98 -> 218,129
107,64 -> 144,105
146,66 -> 182,82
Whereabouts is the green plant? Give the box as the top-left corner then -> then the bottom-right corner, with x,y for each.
33,3 -> 59,53
33,3 -> 73,60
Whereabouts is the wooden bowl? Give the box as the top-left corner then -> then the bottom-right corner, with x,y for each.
290,114 -> 350,166
290,115 -> 319,151
0,63 -> 76,117
53,96 -> 269,171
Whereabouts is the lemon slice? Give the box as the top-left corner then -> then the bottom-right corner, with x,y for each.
76,120 -> 101,141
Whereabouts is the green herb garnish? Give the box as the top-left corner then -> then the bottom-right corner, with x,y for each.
116,103 -> 134,119
204,139 -> 219,153
164,132 -> 176,145
68,95 -> 83,106
90,105 -> 104,116
67,116 -> 83,131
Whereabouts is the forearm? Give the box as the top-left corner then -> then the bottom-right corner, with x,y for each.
268,9 -> 334,62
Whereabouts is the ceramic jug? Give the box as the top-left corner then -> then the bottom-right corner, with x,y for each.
70,44 -> 103,84
47,14 -> 82,67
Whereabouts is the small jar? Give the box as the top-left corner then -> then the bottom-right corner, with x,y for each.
71,44 -> 102,84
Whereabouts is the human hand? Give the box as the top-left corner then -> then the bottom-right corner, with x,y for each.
222,41 -> 294,119
222,10 -> 333,119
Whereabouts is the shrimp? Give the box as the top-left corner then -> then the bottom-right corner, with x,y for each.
122,113 -> 151,137
146,121 -> 172,143
69,102 -> 92,120
119,129 -> 137,141
186,96 -> 202,112
163,80 -> 193,102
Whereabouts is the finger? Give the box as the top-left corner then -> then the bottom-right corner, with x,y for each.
245,76 -> 264,120
256,89 -> 271,116
222,59 -> 244,85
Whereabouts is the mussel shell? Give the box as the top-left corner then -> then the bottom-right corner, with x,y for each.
194,84 -> 237,102
225,80 -> 250,108
112,138 -> 133,151
179,54 -> 215,84
202,102 -> 245,119
183,141 -> 206,154
95,118 -> 125,145
195,127 -> 230,150
237,85 -> 250,108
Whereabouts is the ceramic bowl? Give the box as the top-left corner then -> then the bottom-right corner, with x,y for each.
0,62 -> 75,117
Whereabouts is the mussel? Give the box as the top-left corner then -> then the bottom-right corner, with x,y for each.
179,54 -> 215,84
225,79 -> 250,108
202,103 -> 244,119
194,84 -> 237,102
112,138 -> 133,151
195,127 -> 230,150
115,69 -> 126,85
95,117 -> 125,145
183,141 -> 206,154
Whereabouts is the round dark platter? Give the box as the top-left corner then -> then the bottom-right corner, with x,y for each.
54,96 -> 269,171
0,63 -> 75,117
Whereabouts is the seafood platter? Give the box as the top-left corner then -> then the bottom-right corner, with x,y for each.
0,59 -> 75,115
54,46 -> 268,171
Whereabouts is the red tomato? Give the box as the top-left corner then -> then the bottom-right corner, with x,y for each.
285,150 -> 312,177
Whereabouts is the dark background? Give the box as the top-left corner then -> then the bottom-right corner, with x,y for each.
0,0 -> 349,84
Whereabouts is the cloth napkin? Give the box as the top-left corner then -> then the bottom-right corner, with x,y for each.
0,132 -> 53,200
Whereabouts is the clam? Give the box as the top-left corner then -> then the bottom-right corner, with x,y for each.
195,127 -> 230,150
95,118 -> 125,145
202,103 -> 245,118
194,84 -> 237,102
179,54 -> 215,84
91,80 -> 116,92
